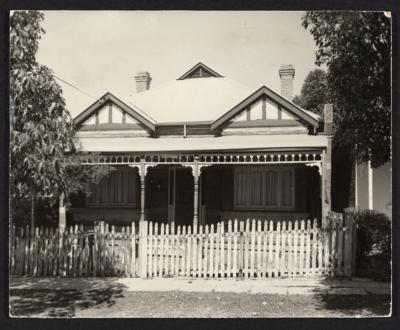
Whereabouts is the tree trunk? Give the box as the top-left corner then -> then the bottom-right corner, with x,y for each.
30,194 -> 35,227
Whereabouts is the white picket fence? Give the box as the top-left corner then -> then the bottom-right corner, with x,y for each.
140,212 -> 355,279
10,211 -> 355,278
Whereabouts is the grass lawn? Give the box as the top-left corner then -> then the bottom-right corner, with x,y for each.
9,288 -> 391,318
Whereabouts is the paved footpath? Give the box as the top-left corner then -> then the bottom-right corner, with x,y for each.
9,276 -> 390,296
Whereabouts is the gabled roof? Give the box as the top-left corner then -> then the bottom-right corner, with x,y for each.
210,86 -> 321,130
177,62 -> 224,80
74,92 -> 156,131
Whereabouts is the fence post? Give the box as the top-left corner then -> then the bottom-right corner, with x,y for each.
140,221 -> 148,278
343,208 -> 356,277
344,207 -> 357,277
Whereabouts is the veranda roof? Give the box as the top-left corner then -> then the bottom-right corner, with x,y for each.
76,134 -> 328,153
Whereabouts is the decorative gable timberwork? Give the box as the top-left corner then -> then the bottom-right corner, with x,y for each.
81,103 -> 141,126
177,62 -> 223,80
74,92 -> 156,136
211,86 -> 321,135
231,98 -> 296,122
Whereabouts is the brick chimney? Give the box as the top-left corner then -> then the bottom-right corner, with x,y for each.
134,71 -> 152,93
279,64 -> 295,101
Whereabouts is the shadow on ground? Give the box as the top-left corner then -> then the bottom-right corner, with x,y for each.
313,293 -> 391,316
312,277 -> 391,316
9,278 -> 127,317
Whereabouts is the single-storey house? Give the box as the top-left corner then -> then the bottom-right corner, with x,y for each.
62,62 -> 334,228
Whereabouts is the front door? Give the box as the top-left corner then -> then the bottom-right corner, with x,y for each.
167,167 -> 193,227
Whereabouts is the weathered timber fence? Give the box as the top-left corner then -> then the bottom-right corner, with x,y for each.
9,211 -> 355,278
140,212 -> 354,279
9,222 -> 138,277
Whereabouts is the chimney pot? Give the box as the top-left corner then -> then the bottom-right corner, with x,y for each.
134,71 -> 152,93
279,64 -> 295,101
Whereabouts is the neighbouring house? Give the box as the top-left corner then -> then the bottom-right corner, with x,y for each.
354,161 -> 392,219
62,62 -> 334,229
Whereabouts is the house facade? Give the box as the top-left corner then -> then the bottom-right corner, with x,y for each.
63,63 -> 333,229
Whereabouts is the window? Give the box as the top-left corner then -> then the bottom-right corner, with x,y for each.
87,167 -> 137,207
234,166 -> 295,210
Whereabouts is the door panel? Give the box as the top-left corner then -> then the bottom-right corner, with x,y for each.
175,168 -> 193,227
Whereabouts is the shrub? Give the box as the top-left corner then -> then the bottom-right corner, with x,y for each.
354,210 -> 391,280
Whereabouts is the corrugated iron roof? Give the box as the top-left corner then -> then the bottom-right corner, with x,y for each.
76,134 -> 328,153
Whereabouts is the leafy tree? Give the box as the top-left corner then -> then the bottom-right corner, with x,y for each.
10,11 -> 76,226
293,68 -> 331,115
10,11 -> 116,226
302,12 -> 391,168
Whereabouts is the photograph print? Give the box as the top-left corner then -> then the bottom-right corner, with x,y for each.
9,10 -> 392,318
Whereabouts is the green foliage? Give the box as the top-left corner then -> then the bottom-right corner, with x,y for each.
64,164 -> 116,204
10,11 -> 76,207
302,12 -> 391,168
292,68 -> 330,115
354,210 -> 391,280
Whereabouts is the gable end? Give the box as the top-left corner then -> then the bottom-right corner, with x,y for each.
74,93 -> 156,131
211,86 -> 320,131
177,62 -> 223,80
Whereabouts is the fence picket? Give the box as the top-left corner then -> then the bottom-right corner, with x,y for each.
148,222 -> 153,277
227,220 -> 232,277
209,224 -> 214,277
274,222 -> 281,277
181,226 -> 186,277
299,220 -> 305,276
261,221 -> 267,278
250,219 -> 256,278
153,223 -> 158,277
287,221 -> 293,277
220,222 -> 225,278
337,215 -> 344,276
186,225 -> 191,277
281,222 -> 287,276
204,225 -> 209,278
215,223 -> 220,278
256,220 -> 262,279
233,220 -> 238,278
311,219 -> 317,275
131,222 -> 136,277
192,224 -> 197,277
305,220 -> 312,275
197,225 -> 202,277
175,225 -> 180,277
293,221 -> 299,276
267,221 -> 273,278
331,217 -> 338,275
244,219 -> 250,278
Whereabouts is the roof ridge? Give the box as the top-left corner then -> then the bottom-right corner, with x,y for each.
223,76 -> 254,92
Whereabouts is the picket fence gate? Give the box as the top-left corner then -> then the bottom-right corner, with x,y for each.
9,211 -> 356,278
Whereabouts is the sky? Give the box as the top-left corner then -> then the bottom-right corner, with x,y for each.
36,11 -> 321,118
